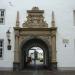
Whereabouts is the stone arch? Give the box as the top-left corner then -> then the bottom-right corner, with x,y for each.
13,7 -> 57,71
20,36 -> 50,50
21,38 -> 51,69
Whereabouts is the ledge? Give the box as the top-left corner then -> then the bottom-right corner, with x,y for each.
14,27 -> 57,31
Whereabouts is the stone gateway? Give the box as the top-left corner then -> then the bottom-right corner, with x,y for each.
13,7 -> 57,71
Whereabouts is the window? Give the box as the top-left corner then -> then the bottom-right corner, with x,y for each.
74,39 -> 75,49
0,40 -> 3,57
0,9 -> 5,24
73,10 -> 75,26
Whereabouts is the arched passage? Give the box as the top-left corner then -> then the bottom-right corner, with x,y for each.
21,38 -> 51,69
13,7 -> 57,71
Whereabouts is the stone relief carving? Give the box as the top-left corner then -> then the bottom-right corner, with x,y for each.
22,7 -> 48,28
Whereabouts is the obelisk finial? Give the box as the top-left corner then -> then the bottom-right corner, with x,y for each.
16,11 -> 19,27
51,11 -> 55,27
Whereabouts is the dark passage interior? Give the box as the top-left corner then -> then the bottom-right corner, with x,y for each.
21,38 -> 51,70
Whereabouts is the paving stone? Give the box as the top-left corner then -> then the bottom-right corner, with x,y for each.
0,70 -> 75,75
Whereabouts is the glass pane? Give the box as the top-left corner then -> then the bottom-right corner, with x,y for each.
1,11 -> 4,16
0,41 -> 3,47
0,48 -> 2,52
0,11 -> 1,16
0,18 -> 4,23
0,54 -> 2,57
0,48 -> 2,57
73,10 -> 75,26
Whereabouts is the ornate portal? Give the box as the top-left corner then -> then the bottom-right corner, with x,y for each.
13,7 -> 57,71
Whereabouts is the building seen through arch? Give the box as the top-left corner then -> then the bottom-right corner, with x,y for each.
28,47 -> 44,65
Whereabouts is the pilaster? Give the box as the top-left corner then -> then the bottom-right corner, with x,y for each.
13,29 -> 20,71
50,28 -> 57,69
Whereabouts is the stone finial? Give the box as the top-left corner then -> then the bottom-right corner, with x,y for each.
16,11 -> 19,27
32,7 -> 39,10
51,11 -> 55,27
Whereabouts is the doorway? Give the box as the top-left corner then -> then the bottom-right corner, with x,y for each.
21,38 -> 51,70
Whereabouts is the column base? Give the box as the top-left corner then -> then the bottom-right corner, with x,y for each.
13,62 -> 20,71
51,62 -> 57,70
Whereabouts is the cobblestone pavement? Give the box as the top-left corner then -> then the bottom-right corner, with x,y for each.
0,70 -> 75,75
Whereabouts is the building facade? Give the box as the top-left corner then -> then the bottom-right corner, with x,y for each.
0,0 -> 75,70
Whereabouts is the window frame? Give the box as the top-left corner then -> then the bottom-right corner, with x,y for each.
0,9 -> 5,25
0,39 -> 4,59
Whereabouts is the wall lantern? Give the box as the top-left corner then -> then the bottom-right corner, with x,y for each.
6,30 -> 11,50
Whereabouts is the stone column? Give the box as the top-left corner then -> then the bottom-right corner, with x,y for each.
51,29 -> 57,69
13,30 -> 20,71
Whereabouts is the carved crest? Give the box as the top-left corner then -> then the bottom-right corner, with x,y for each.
22,7 -> 48,28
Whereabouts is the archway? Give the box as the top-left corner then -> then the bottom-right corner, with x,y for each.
13,7 -> 57,71
21,38 -> 51,70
